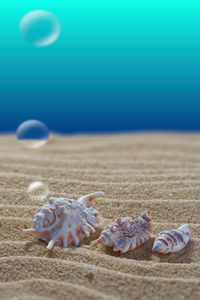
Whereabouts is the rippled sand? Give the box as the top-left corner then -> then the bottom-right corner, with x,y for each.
0,133 -> 200,299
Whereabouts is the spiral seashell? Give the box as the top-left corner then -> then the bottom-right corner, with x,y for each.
24,191 -> 104,250
152,224 -> 191,254
98,212 -> 151,253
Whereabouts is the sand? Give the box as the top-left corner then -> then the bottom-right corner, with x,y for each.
0,133 -> 200,299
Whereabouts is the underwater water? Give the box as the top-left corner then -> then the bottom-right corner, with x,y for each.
0,1 -> 200,133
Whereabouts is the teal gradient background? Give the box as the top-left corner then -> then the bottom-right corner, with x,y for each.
0,1 -> 200,133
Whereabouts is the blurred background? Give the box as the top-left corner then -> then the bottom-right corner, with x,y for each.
0,1 -> 200,134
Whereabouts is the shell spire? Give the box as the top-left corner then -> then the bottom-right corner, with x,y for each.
78,191 -> 104,207
24,191 -> 104,250
98,212 -> 151,253
152,224 -> 191,254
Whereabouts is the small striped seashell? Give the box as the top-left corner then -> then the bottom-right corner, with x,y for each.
24,191 -> 104,250
152,224 -> 191,254
97,212 -> 151,253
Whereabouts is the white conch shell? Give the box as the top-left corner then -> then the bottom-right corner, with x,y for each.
98,212 -> 151,253
24,191 -> 104,250
152,224 -> 191,254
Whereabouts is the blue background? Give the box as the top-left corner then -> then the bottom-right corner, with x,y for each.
0,1 -> 200,133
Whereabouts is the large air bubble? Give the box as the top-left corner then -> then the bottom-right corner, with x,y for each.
16,120 -> 49,149
20,10 -> 60,47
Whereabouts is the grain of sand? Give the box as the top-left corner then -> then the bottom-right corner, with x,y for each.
0,133 -> 200,299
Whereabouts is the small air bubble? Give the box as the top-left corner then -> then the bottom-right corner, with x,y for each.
27,181 -> 49,202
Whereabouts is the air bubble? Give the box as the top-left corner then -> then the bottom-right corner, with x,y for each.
16,120 -> 49,149
20,10 -> 60,47
27,181 -> 49,202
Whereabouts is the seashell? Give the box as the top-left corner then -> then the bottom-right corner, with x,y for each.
152,224 -> 191,254
24,191 -> 104,250
97,212 -> 151,253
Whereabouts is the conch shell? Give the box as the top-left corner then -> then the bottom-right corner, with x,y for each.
24,191 -> 104,250
98,212 -> 151,253
152,224 -> 191,254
